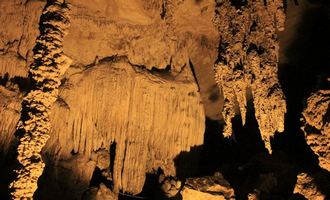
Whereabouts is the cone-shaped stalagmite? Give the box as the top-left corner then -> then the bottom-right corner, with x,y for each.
213,0 -> 287,152
9,1 -> 71,198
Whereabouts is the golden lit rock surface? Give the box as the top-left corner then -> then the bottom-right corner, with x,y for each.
0,0 -> 220,120
63,0 -> 218,72
0,0 -> 329,199
0,0 -> 44,78
302,85 -> 330,171
62,0 -> 221,120
0,58 -> 205,197
293,173 -> 326,200
213,0 -> 287,152
82,183 -> 116,200
47,59 -> 205,194
0,86 -> 21,155
181,172 -> 235,200
9,1 -> 72,198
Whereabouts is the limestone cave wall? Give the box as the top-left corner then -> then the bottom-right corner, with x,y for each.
0,0 -> 329,200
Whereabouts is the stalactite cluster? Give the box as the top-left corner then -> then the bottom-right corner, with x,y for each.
213,0 -> 287,152
9,0 -> 71,198
46,61 -> 205,195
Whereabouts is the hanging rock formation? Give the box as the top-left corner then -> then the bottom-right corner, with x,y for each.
60,0 -> 221,121
213,0 -> 287,152
0,1 -> 211,197
0,58 -> 205,198
0,0 -> 220,119
1,0 -> 329,199
0,86 -> 22,157
46,59 -> 205,195
9,1 -> 71,198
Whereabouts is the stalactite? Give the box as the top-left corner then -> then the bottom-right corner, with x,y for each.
0,59 -> 205,198
9,0 -> 71,198
213,0 -> 287,152
45,60 -> 205,195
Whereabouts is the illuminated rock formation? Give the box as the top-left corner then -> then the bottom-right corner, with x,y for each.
0,0 -> 208,197
0,59 -> 205,198
0,0 -> 45,79
0,0 -> 328,199
63,0 -> 218,73
181,172 -> 235,200
302,83 -> 330,171
9,1 -> 71,198
293,173 -> 326,200
0,87 -> 21,156
213,0 -> 287,152
45,59 -> 205,195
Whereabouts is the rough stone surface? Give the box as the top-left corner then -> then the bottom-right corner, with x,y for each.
0,86 -> 21,156
9,1 -> 72,199
0,0 -> 220,120
302,86 -> 330,171
0,0 -> 45,78
62,0 -> 221,120
1,0 -> 328,199
0,0 -> 209,197
213,0 -> 287,152
37,154 -> 96,200
181,172 -> 235,200
63,0 -> 218,71
48,59 -> 204,195
0,58 -> 205,197
82,183 -> 115,200
293,173 -> 326,200
91,149 -> 111,171
159,174 -> 182,198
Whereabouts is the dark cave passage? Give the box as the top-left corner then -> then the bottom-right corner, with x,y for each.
276,0 -> 330,170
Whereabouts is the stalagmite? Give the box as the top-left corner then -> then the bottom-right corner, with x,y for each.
0,57 -> 205,198
0,0 -> 328,199
301,82 -> 330,171
293,173 -> 326,200
9,1 -> 71,198
181,172 -> 235,200
213,0 -> 287,152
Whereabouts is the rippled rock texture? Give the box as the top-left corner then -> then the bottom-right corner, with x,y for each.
0,0 -> 329,199
302,86 -> 330,172
213,0 -> 286,152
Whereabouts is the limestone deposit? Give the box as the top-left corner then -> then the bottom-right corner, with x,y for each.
0,0 -> 329,199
